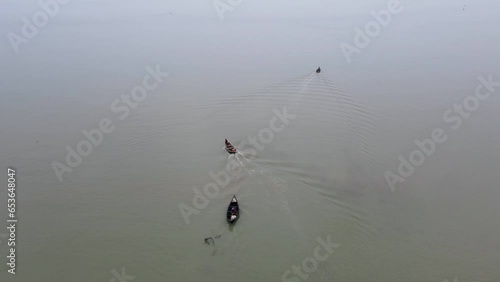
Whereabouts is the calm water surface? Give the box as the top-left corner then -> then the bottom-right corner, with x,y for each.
1,2 -> 500,282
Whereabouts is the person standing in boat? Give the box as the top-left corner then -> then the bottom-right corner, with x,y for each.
316,67 -> 321,73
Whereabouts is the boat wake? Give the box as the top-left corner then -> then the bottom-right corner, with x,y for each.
198,72 -> 378,277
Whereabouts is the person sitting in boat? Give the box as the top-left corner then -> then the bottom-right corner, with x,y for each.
316,67 -> 321,73
229,207 -> 237,220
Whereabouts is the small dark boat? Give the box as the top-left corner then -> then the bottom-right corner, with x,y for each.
226,195 -> 239,224
225,139 -> 237,154
316,67 -> 321,73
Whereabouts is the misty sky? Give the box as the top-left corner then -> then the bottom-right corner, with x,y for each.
1,0 -> 500,21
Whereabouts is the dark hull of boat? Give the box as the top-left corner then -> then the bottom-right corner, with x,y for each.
225,139 -> 237,154
226,196 -> 239,224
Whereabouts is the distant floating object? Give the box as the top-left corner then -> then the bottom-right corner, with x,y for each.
316,67 -> 321,73
225,139 -> 237,154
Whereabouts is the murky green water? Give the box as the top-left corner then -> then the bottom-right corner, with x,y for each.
1,1 -> 500,281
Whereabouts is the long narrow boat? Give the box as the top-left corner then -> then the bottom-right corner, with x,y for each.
226,195 -> 239,224
225,139 -> 237,154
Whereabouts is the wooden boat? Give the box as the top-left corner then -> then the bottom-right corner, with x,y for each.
226,195 -> 239,224
316,67 -> 321,73
225,139 -> 237,154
